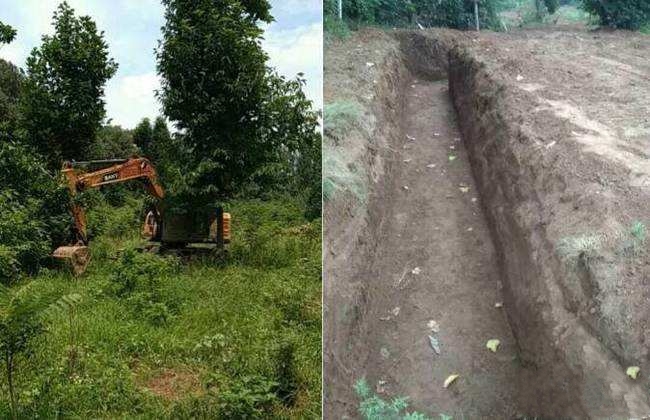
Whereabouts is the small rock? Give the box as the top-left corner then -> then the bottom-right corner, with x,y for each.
391,307 -> 401,317
403,185 -> 409,191
495,302 -> 503,308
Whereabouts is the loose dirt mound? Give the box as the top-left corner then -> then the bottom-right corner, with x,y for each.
324,28 -> 650,418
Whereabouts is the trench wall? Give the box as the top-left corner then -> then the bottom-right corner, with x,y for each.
440,35 -> 650,417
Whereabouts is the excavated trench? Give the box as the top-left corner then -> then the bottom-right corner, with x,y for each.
324,31 -> 650,419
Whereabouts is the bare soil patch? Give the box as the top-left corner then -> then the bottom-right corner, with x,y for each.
139,367 -> 203,401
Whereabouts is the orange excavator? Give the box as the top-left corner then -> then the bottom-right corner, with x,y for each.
53,157 -> 230,274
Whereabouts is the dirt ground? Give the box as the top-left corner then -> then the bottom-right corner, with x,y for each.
324,27 -> 650,418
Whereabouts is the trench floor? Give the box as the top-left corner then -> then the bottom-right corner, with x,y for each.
358,79 -> 527,417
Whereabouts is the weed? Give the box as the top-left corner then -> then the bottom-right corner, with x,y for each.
355,378 -> 431,419
323,146 -> 367,202
324,100 -> 362,141
556,233 -> 602,263
0,197 -> 321,417
630,221 -> 646,243
621,221 -> 646,257
217,375 -> 279,418
274,339 -> 298,406
109,248 -> 178,296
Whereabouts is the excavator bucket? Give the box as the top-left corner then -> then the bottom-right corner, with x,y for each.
53,245 -> 90,276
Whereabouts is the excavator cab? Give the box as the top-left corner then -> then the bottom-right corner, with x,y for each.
53,157 -> 231,275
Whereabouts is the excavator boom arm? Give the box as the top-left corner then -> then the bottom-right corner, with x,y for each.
62,157 -> 165,244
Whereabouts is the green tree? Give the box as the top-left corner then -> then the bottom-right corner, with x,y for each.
157,0 -> 321,215
0,143 -> 71,281
157,0 -> 276,207
0,21 -> 21,140
132,117 -> 153,156
20,1 -> 117,169
326,0 -> 500,29
581,0 -> 650,29
91,124 -> 137,160
259,73 -> 321,218
0,21 -> 16,45
0,60 -> 23,140
150,116 -> 171,161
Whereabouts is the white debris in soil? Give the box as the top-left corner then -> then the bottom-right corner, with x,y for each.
366,62 -> 375,67
427,319 -> 440,333
411,267 -> 421,275
403,185 -> 410,191
407,134 -> 416,141
516,74 -> 524,81
495,302 -> 503,308
391,307 -> 401,317
429,335 -> 441,355
404,158 -> 412,163
426,163 -> 436,168
380,347 -> 390,359
376,380 -> 388,394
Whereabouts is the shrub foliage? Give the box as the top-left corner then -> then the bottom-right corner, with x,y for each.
581,0 -> 650,29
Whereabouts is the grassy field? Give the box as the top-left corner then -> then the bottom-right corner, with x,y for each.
0,197 -> 321,418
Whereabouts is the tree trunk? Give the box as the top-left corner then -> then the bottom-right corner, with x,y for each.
535,0 -> 544,20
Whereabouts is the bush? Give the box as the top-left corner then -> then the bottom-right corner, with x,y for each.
544,0 -> 560,14
0,142 -> 71,280
217,376 -> 279,418
581,0 -> 650,29
325,0 -> 501,30
324,100 -> 362,142
325,16 -> 352,40
109,248 -> 178,296
228,199 -> 319,268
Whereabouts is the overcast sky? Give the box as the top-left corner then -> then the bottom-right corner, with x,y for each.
0,0 -> 322,128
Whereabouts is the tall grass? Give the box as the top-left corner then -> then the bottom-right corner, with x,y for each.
0,196 -> 322,418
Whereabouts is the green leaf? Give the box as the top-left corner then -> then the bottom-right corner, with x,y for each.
486,339 -> 500,353
627,366 -> 640,379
